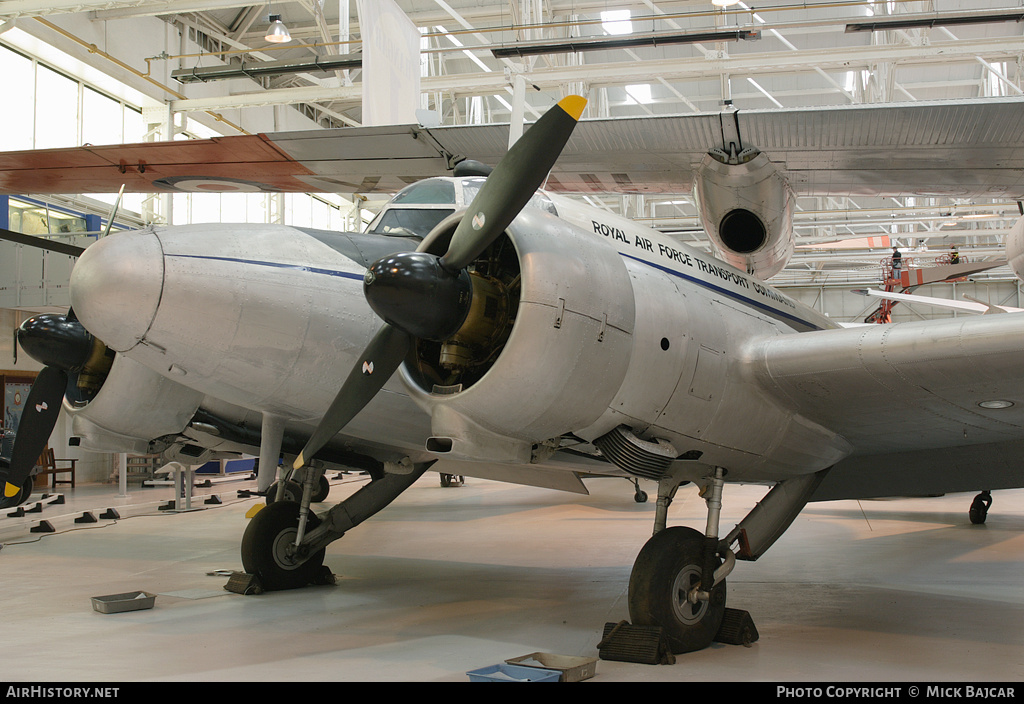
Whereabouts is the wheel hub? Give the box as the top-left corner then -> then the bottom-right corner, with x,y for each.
671,564 -> 709,625
271,527 -> 303,571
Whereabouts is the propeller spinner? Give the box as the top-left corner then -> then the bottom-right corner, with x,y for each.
292,95 -> 587,470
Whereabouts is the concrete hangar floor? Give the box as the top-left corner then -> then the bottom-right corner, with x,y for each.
1,470 -> 1021,683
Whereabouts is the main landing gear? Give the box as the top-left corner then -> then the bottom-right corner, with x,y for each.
240,458 -> 432,591
626,466 -> 828,654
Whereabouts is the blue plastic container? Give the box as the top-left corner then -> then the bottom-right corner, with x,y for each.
466,663 -> 561,682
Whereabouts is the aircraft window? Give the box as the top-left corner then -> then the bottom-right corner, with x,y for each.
461,180 -> 557,215
369,207 -> 455,238
391,179 -> 456,205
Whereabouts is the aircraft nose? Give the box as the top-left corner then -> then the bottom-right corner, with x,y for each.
70,231 -> 164,352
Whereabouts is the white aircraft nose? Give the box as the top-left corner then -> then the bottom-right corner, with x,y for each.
70,231 -> 164,352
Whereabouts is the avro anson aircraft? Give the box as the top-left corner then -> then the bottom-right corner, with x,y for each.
3,97 -> 1024,654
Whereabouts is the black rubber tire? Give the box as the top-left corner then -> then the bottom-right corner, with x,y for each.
311,475 -> 331,503
265,480 -> 303,506
241,501 -> 325,591
969,497 -> 989,525
628,526 -> 727,654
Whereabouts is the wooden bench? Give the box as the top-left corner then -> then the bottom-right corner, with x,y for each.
35,447 -> 76,489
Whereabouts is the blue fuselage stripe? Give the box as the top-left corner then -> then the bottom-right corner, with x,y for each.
166,253 -> 366,282
618,252 -> 823,332
167,252 -> 822,332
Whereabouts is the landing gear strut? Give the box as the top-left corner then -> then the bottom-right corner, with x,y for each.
240,459 -> 432,591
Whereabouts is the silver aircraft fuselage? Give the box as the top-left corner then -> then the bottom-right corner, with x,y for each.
66,177 -> 848,483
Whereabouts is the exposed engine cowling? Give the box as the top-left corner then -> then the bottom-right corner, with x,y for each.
1006,216 -> 1024,281
693,148 -> 795,280
68,354 -> 203,455
401,207 -> 636,463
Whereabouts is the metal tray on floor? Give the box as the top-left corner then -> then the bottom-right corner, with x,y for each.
91,591 -> 156,614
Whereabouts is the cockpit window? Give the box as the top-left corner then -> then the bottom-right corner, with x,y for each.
369,207 -> 455,238
461,179 -> 557,215
366,175 -> 557,239
391,179 -> 456,205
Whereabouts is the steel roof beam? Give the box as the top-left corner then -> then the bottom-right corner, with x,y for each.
169,35 -> 1024,112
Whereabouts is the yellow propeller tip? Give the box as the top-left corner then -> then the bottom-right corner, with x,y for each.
4,482 -> 20,498
557,95 -> 587,121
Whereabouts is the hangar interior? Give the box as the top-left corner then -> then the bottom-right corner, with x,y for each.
1,0 -> 1023,682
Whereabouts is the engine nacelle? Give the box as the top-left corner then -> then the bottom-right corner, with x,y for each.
400,206 -> 847,481
68,354 -> 203,454
402,208 -> 636,463
693,149 -> 795,279
1007,216 -> 1024,281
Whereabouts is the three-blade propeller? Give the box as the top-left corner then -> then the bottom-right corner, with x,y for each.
292,95 -> 586,470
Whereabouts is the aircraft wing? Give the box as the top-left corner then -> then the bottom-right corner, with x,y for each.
746,312 -> 1024,499
745,312 -> 1024,456
2,98 -> 1023,197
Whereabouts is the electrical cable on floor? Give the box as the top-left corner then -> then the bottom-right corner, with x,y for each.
0,492 -> 260,548
855,499 -> 874,531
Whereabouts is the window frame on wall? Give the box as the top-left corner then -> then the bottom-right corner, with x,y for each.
1,43 -> 357,232
0,43 -> 147,152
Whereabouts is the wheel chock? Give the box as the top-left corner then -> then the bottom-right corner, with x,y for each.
99,508 -> 120,520
312,566 -> 336,586
714,608 -> 759,646
597,621 -> 675,665
224,572 -> 263,595
74,512 -> 98,524
245,504 -> 264,519
204,495 -> 222,505
30,520 -> 55,533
